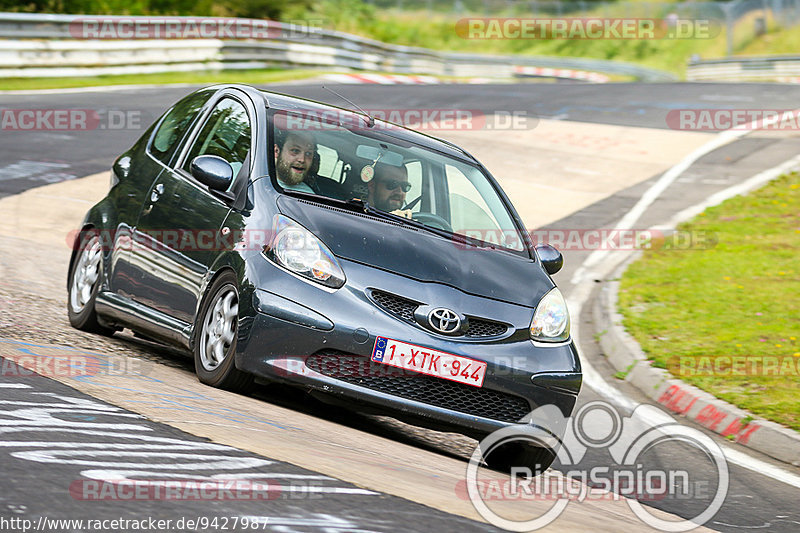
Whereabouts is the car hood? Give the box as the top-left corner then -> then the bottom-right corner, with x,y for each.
277,196 -> 553,308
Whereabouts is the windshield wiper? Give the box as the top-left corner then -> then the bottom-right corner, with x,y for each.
285,190 -> 495,248
358,203 -> 484,245
282,189 -> 374,213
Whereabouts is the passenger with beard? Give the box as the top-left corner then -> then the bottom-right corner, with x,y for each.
367,163 -> 412,215
273,131 -> 317,193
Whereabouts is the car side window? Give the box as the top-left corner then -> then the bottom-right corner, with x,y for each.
404,161 -> 424,212
445,163 -> 501,231
183,98 -> 251,181
444,163 -> 523,250
316,145 -> 343,182
149,91 -> 210,164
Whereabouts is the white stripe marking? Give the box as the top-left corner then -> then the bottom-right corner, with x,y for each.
567,111 -> 800,486
571,110 -> 796,286
722,447 -> 800,489
0,383 -> 32,388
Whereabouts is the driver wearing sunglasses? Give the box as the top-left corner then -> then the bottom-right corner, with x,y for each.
367,162 -> 411,214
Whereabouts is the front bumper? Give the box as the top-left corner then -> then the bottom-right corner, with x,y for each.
236,257 -> 582,438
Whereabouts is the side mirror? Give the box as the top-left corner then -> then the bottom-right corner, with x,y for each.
535,244 -> 563,275
191,155 -> 233,191
112,155 -> 131,181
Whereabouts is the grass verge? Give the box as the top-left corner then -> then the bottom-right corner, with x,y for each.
618,172 -> 800,432
0,68 -> 323,91
290,0 -> 800,76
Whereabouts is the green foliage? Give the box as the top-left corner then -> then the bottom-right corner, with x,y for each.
0,68 -> 321,90
0,0 -> 274,17
4,0 -> 800,75
224,0 -> 311,20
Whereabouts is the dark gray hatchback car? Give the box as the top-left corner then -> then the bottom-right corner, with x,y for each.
68,84 -> 581,471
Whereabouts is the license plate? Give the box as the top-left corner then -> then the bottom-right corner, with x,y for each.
371,336 -> 487,388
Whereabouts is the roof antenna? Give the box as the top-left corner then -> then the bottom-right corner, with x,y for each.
322,85 -> 375,128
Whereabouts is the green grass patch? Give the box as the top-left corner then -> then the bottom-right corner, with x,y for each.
286,0 -> 800,77
618,172 -> 800,431
738,19 -> 800,56
0,68 -> 323,91
614,362 -> 636,381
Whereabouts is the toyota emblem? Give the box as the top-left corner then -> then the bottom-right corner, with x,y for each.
428,308 -> 461,334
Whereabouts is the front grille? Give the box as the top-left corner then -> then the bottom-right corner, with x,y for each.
466,318 -> 508,338
306,351 -> 531,423
370,290 -> 418,323
371,289 -> 509,338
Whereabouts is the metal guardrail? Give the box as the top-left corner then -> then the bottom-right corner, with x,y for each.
0,12 -> 677,81
688,55 -> 800,81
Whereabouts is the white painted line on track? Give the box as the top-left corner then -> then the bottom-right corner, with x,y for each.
569,296 -> 637,411
653,153 -> 800,232
722,447 -> 800,490
566,114 -> 800,486
570,110 -> 797,286
0,383 -> 32,388
280,486 -> 380,495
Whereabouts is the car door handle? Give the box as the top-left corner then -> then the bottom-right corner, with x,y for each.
150,183 -> 165,203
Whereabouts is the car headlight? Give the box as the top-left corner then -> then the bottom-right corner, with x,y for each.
530,287 -> 570,342
263,215 -> 345,289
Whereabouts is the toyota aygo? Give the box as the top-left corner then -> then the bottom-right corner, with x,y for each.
68,84 -> 582,471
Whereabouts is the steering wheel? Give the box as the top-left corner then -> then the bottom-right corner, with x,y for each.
412,212 -> 453,232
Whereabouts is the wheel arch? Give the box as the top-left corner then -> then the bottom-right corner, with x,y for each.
67,223 -> 95,291
189,263 -> 241,351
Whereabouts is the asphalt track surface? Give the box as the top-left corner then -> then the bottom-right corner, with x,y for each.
1,81 -> 799,532
3,81 -> 800,197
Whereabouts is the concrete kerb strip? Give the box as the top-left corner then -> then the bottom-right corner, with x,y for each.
591,162 -> 800,467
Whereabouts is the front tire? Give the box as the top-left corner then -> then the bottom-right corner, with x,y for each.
67,233 -> 113,335
193,272 -> 253,392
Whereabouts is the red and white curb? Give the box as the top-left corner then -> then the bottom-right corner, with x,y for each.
322,73 -> 443,84
321,73 -> 510,85
323,69 -> 609,84
513,65 -> 609,83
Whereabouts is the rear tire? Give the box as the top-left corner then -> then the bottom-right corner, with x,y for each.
67,233 -> 114,335
193,272 -> 253,392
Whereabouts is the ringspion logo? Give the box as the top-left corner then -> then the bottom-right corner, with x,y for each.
463,401 -> 729,531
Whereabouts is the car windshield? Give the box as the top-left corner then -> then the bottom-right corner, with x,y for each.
269,108 -> 526,252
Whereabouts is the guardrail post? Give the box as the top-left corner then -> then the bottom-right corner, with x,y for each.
725,3 -> 734,57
